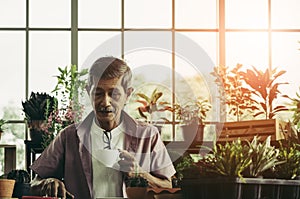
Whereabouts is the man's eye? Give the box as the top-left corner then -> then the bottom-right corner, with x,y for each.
93,91 -> 104,96
112,92 -> 121,99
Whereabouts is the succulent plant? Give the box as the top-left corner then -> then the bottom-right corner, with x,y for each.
22,92 -> 58,121
7,169 -> 30,183
125,175 -> 148,187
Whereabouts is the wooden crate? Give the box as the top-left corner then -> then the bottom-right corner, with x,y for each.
216,119 -> 289,142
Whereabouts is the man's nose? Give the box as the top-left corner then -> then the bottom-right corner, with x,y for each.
101,93 -> 111,106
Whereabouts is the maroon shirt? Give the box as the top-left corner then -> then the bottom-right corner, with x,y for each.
30,111 -> 176,199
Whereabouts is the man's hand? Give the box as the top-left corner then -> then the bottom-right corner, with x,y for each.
31,176 -> 74,199
117,149 -> 172,188
118,149 -> 142,177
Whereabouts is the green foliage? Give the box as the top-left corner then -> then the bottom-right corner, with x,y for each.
193,136 -> 282,179
210,64 -> 258,121
21,92 -> 58,121
284,87 -> 300,131
203,138 -> 252,178
241,66 -> 288,119
52,65 -> 88,108
175,154 -> 195,180
246,136 -> 282,177
174,97 -> 212,125
275,131 -> 300,179
0,119 -> 8,132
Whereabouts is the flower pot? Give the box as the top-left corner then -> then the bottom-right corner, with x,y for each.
126,187 -> 147,199
0,179 -> 15,198
181,123 -> 204,143
28,120 -> 45,143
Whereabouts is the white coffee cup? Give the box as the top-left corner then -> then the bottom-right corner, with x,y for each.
95,149 -> 120,167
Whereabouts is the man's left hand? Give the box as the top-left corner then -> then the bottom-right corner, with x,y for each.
118,149 -> 142,177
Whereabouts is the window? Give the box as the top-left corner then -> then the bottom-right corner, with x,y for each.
0,0 -> 299,174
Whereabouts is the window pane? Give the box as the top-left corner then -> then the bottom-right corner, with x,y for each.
175,0 -> 217,29
78,0 -> 121,28
178,32 -> 217,64
125,0 -> 172,28
174,32 -> 217,124
29,0 -> 71,28
29,31 -> 71,93
0,0 -> 26,27
226,32 -> 268,68
272,0 -> 300,29
272,33 -> 300,100
0,123 -> 26,176
124,31 -> 172,128
0,32 -> 25,120
226,0 -> 268,29
124,31 -> 172,85
78,31 -> 121,70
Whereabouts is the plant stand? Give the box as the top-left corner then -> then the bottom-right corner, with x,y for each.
217,119 -> 289,142
181,177 -> 300,199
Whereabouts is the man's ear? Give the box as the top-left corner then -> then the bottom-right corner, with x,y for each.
85,84 -> 91,94
126,87 -> 134,98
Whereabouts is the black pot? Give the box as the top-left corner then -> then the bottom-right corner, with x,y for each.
12,182 -> 31,199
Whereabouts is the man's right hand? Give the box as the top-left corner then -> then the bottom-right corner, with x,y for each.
30,176 -> 74,199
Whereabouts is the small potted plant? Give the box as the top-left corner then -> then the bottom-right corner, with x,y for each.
135,88 -> 173,133
125,173 -> 148,199
0,118 -> 8,140
174,97 -> 212,142
7,169 -> 31,198
22,92 -> 57,143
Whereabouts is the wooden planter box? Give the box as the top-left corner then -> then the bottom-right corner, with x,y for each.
217,119 -> 288,142
181,177 -> 300,199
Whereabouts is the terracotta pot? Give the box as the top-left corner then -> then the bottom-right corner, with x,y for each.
0,179 -> 15,198
126,187 -> 147,199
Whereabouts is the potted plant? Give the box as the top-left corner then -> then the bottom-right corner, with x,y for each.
125,174 -> 149,199
174,97 -> 212,142
0,118 -> 8,140
7,169 -> 31,199
22,92 -> 58,143
0,174 -> 15,198
210,64 -> 258,121
135,88 -> 173,132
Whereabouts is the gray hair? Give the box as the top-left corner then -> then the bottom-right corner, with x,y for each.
87,56 -> 132,91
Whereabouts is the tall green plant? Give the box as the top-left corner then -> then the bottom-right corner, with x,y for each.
211,64 -> 258,121
284,87 -> 300,131
241,66 -> 288,119
52,65 -> 88,109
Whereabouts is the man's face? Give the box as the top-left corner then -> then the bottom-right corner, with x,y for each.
89,76 -> 130,127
